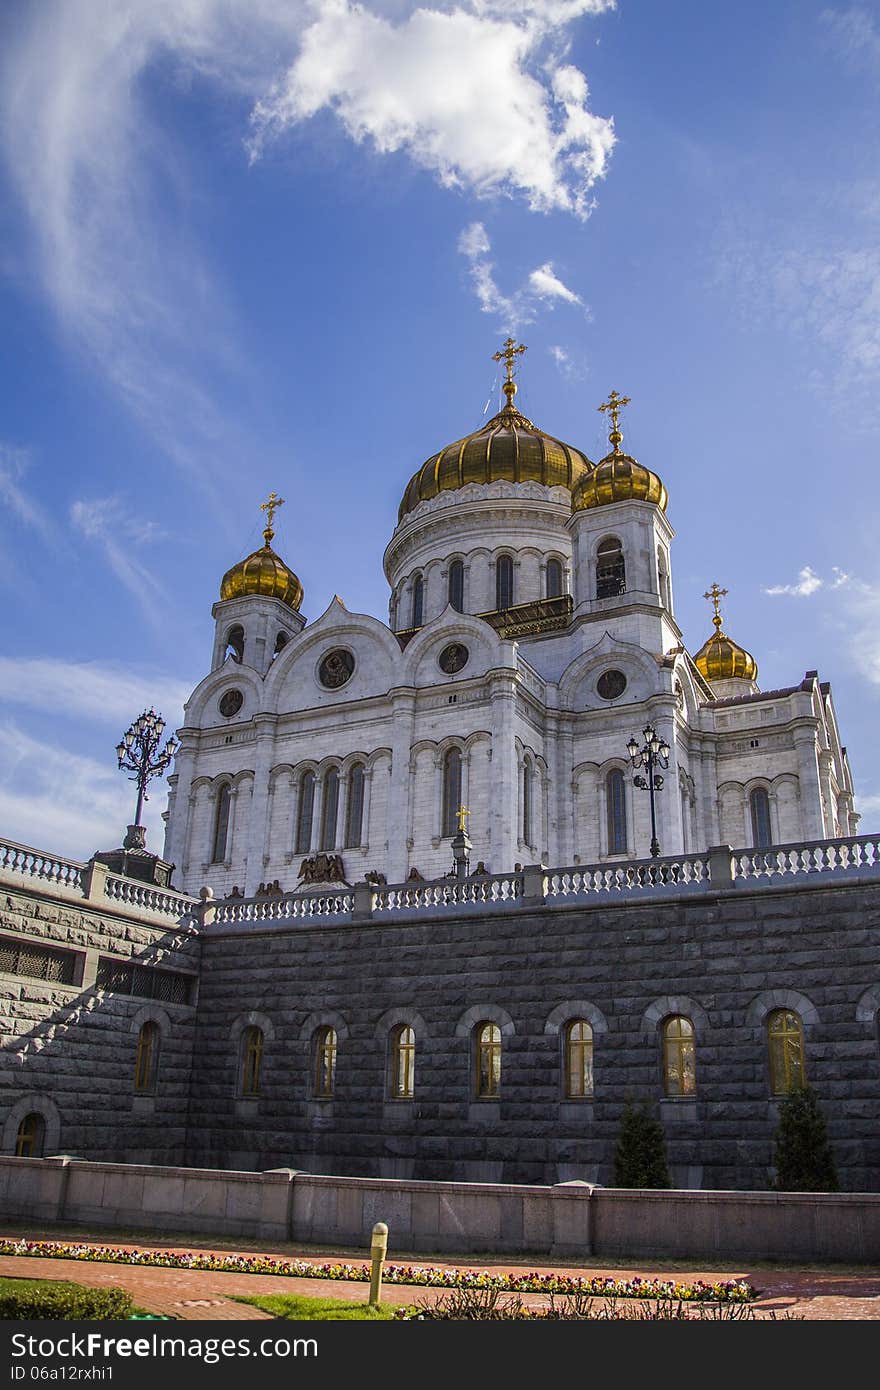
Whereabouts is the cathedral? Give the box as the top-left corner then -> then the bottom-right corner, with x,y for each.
164,342 -> 857,897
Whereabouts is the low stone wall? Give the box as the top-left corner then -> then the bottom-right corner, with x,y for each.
2,1157 -> 879,1262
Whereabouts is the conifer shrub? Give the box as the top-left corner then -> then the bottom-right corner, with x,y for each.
773,1086 -> 839,1192
613,1101 -> 671,1188
0,1282 -> 135,1320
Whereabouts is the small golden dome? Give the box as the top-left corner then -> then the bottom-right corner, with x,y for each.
571,390 -> 667,513
694,583 -> 758,683
220,492 -> 303,611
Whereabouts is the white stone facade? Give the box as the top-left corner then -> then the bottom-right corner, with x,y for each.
164,456 -> 857,897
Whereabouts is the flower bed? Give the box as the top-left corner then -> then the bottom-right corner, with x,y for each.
0,1239 -> 755,1303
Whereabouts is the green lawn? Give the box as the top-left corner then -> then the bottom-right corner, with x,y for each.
0,1275 -> 81,1296
233,1292 -> 396,1321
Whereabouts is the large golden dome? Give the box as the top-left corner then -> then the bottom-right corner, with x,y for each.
571,390 -> 667,513
220,493 -> 303,611
694,583 -> 758,683
398,379 -> 592,522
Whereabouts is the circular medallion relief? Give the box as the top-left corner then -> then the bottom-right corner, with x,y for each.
218,689 -> 244,719
318,648 -> 355,689
439,642 -> 469,674
597,669 -> 627,701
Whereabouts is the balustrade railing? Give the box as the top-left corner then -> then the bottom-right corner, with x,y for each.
372,872 -> 521,914
0,838 -> 84,892
732,833 -> 880,882
546,853 -> 709,899
211,891 -> 354,925
103,875 -> 198,922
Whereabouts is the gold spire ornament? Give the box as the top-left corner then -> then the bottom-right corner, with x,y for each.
259,490 -> 285,545
492,337 -> 527,407
598,390 -> 631,453
703,582 -> 729,632
694,583 -> 757,684
456,806 -> 471,833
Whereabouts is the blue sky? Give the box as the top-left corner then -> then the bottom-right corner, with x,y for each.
1,0 -> 879,860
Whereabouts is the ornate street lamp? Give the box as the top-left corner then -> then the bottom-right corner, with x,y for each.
116,709 -> 178,851
626,723 -> 670,858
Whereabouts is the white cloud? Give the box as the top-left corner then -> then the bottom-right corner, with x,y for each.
458,220 -> 587,328
0,720 -> 168,861
0,657 -> 191,729
70,497 -> 167,622
764,566 -> 825,597
251,1 -> 615,218
0,444 -> 53,538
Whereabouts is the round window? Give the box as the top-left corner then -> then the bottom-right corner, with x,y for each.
597,669 -> 627,700
318,648 -> 355,689
219,689 -> 244,719
439,643 -> 469,674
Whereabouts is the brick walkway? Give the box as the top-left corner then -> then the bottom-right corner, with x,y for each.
2,1231 -> 879,1320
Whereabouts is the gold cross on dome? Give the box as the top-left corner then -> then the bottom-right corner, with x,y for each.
598,390 -> 631,437
492,337 -> 527,383
703,582 -> 728,630
260,491 -> 285,543
456,805 -> 471,833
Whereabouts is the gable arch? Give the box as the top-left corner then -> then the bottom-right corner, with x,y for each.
641,996 -> 710,1037
745,989 -> 819,1029
856,985 -> 880,1024
544,1001 -> 609,1036
455,1004 -> 515,1037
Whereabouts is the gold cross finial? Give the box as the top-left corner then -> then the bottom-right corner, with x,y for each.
703,582 -> 728,632
492,337 -> 527,407
598,390 -> 631,452
456,805 -> 471,833
260,491 -> 285,545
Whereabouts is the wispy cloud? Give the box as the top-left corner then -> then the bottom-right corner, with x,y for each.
549,343 -> 588,380
0,444 -> 53,538
70,497 -> 167,621
764,565 -> 850,597
0,657 -> 190,729
458,221 -> 587,328
820,5 -> 880,68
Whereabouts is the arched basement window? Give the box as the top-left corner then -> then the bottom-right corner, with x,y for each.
662,1015 -> 696,1096
390,1025 -> 415,1099
314,1027 -> 338,1098
768,1009 -> 806,1095
134,1021 -> 160,1094
240,1026 -> 263,1097
475,1022 -> 501,1098
15,1113 -> 45,1158
565,1020 -> 594,1099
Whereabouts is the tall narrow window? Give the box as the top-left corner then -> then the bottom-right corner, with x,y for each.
314,1027 -> 337,1097
441,748 -> 462,837
662,1016 -> 696,1096
750,787 -> 772,849
475,1022 -> 501,1098
596,538 -> 625,598
240,1026 -> 263,1097
391,1025 -> 415,1099
768,1009 -> 805,1095
495,555 -> 514,610
411,575 -> 424,628
658,548 -> 670,609
134,1021 -> 160,1094
225,626 -> 244,663
448,559 -> 464,612
565,1020 -> 594,1099
295,771 -> 315,853
522,757 -> 533,845
212,784 -> 231,864
606,769 -> 627,854
320,768 -> 339,850
15,1113 -> 45,1158
546,558 -> 563,598
345,763 -> 365,847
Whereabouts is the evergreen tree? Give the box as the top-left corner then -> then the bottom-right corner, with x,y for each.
773,1086 -> 839,1192
613,1101 -> 671,1188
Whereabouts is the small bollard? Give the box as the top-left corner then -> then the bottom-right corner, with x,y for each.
368,1221 -> 388,1307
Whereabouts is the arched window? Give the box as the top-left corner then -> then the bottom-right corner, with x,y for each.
662,1015 -> 696,1096
522,756 -> 533,845
295,771 -> 315,853
320,768 -> 339,850
212,784 -> 231,864
390,1025 -> 415,1099
767,1009 -> 805,1095
411,575 -> 424,628
344,763 -> 365,848
495,555 -> 514,610
240,1026 -> 263,1097
134,1021 -> 160,1094
448,559 -> 464,612
750,787 -> 772,849
565,1020 -> 594,1099
441,748 -> 462,837
658,547 -> 670,609
475,1022 -> 502,1098
606,769 -> 627,854
225,626 -> 244,663
314,1027 -> 337,1098
546,558 -> 563,599
15,1113 -> 45,1158
273,631 -> 289,658
596,538 -> 625,599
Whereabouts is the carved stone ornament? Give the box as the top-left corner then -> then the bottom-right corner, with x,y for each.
218,689 -> 244,718
596,669 -> 627,700
318,648 -> 355,689
439,642 -> 469,674
298,853 -> 347,884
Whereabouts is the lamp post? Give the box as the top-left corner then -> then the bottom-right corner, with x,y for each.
116,709 -> 178,851
626,723 -> 670,858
